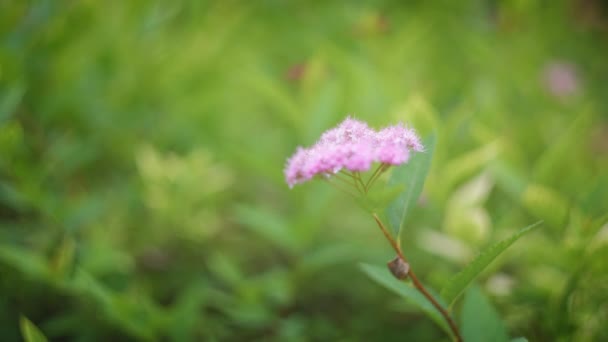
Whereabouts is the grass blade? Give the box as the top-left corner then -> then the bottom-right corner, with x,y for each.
20,316 -> 48,342
441,221 -> 542,306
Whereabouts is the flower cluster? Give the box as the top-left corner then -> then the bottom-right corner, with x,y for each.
285,116 -> 423,187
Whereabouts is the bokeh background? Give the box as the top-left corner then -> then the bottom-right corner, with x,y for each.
1,0 -> 608,341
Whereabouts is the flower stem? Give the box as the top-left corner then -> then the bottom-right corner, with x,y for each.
324,178 -> 360,198
365,163 -> 386,191
334,172 -> 362,192
340,171 -> 364,194
353,171 -> 367,193
372,213 -> 463,342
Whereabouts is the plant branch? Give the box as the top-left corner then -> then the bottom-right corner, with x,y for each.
340,171 -> 364,193
353,171 -> 367,193
324,178 -> 360,198
334,172 -> 361,191
365,163 -> 388,191
372,213 -> 463,342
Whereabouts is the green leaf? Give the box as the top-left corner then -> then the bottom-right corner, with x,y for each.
461,286 -> 508,342
359,263 -> 451,336
20,316 -> 48,342
0,85 -> 25,124
0,246 -> 49,279
441,221 -> 541,306
49,237 -> 76,279
300,244 -> 358,274
442,141 -> 501,197
386,134 -> 436,236
510,338 -> 529,342
233,204 -> 297,251
356,182 -> 404,213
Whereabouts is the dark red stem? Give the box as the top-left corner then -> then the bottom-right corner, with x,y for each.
372,213 -> 463,342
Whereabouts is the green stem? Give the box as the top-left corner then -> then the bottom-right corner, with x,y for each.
365,163 -> 388,191
334,172 -> 361,190
323,178 -> 360,198
353,171 -> 367,193
340,171 -> 364,193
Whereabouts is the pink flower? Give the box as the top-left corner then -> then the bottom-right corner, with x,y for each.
542,61 -> 581,99
285,116 -> 423,188
375,123 -> 423,165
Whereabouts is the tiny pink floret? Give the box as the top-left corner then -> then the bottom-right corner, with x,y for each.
284,116 -> 423,187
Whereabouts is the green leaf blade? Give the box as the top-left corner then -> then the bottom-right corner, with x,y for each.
20,316 -> 48,342
360,263 -> 451,336
233,204 -> 297,251
441,221 -> 542,307
386,135 -> 436,236
461,286 -> 509,342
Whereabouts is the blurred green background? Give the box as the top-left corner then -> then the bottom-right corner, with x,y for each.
1,0 -> 607,341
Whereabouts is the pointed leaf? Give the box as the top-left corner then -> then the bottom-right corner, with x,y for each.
386,134 -> 436,236
461,286 -> 508,342
360,263 -> 451,336
511,338 -> 528,342
441,221 -> 541,306
0,246 -> 49,279
20,316 -> 48,342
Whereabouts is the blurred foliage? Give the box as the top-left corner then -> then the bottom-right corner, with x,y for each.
1,0 -> 607,341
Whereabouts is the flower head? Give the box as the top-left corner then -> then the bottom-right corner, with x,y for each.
285,116 -> 423,188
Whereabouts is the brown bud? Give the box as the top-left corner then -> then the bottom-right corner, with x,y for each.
387,256 -> 410,280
